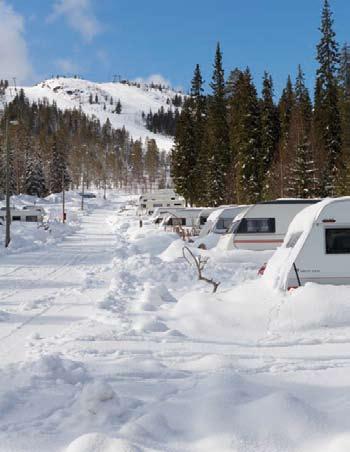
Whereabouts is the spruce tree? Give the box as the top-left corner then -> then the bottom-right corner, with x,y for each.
190,64 -> 207,204
144,138 -> 159,187
338,43 -> 350,193
260,72 -> 279,198
130,140 -> 143,184
24,152 -> 47,197
288,138 -> 317,197
206,43 -> 230,206
49,134 -> 70,193
115,100 -> 122,114
288,65 -> 317,197
171,100 -> 196,204
275,76 -> 295,197
314,0 -> 342,196
229,69 -> 261,204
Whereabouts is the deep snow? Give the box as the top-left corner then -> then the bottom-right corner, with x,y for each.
1,195 -> 350,451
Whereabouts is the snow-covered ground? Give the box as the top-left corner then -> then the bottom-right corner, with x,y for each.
5,78 -> 179,151
1,195 -> 350,451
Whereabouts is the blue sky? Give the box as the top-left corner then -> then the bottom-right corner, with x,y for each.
3,0 -> 350,97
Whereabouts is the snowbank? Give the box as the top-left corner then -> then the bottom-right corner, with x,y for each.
0,220 -> 80,256
65,433 -> 141,452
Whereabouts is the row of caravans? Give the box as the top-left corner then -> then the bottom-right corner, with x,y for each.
205,197 -> 350,290
140,192 -> 350,289
139,193 -> 322,252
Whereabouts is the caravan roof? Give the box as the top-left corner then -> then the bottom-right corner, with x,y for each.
264,197 -> 350,290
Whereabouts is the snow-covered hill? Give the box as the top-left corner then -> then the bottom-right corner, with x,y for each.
7,77 -> 182,151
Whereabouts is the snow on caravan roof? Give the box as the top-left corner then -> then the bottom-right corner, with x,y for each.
258,199 -> 322,205
206,206 -> 239,223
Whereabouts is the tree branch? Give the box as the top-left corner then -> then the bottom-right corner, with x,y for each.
182,246 -> 220,293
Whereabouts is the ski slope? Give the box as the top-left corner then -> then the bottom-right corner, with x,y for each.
5,77 -> 179,151
1,195 -> 350,451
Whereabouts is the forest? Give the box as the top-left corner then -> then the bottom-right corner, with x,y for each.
172,0 -> 350,206
0,90 -> 170,197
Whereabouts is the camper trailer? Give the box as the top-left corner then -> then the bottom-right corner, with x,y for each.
137,189 -> 185,215
196,208 -> 216,229
0,206 -> 45,223
199,206 -> 247,237
159,208 -> 203,228
218,199 -> 321,251
263,197 -> 350,290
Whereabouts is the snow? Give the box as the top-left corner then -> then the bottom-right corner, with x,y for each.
6,78 -> 178,151
2,193 -> 350,451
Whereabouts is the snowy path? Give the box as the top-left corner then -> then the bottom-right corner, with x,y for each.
0,208 -> 116,365
2,200 -> 350,451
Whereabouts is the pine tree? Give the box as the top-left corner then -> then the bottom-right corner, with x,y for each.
288,65 -> 317,197
0,146 -> 16,196
144,138 -> 159,187
260,72 -> 279,198
274,76 -> 295,197
206,43 -> 230,206
49,134 -> 70,193
171,100 -> 197,204
130,140 -> 143,184
314,0 -> 342,196
229,69 -> 261,203
338,43 -> 350,193
288,138 -> 317,197
24,152 -> 47,197
115,100 -> 122,114
189,64 -> 207,204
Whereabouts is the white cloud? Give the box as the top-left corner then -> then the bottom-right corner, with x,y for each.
48,0 -> 102,42
0,1 -> 33,83
134,74 -> 171,87
55,58 -> 80,74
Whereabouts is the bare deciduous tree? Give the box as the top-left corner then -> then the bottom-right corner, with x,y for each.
182,246 -> 220,293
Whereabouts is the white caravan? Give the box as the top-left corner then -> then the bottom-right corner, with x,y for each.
160,208 -> 203,228
218,199 -> 321,251
0,206 -> 45,223
199,206 -> 247,237
137,189 -> 184,215
264,197 -> 350,290
196,208 -> 216,229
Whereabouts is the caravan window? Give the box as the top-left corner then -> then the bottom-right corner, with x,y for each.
167,217 -> 186,226
216,218 -> 233,230
199,216 -> 207,225
326,228 -> 350,254
237,218 -> 276,234
153,203 -> 163,208
26,216 -> 38,222
12,216 -> 21,221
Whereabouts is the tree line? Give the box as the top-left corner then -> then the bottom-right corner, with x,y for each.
143,106 -> 180,136
0,90 -> 170,197
172,0 -> 349,206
